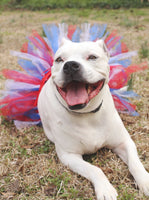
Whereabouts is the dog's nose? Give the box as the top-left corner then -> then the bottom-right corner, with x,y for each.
63,61 -> 80,75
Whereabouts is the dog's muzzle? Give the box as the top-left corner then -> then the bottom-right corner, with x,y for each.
63,61 -> 80,75
63,61 -> 84,84
56,60 -> 105,110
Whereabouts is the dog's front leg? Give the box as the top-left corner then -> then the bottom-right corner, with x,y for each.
56,146 -> 118,200
113,138 -> 149,196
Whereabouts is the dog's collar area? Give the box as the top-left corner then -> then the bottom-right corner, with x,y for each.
68,100 -> 103,115
90,100 -> 103,113
69,103 -> 86,110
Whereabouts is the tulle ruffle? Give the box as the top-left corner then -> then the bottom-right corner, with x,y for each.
0,23 -> 147,129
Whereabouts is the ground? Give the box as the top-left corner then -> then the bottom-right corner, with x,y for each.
0,8 -> 149,200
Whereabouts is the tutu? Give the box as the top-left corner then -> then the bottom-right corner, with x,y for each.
0,23 -> 147,129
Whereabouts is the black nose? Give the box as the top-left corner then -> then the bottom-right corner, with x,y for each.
63,61 -> 80,75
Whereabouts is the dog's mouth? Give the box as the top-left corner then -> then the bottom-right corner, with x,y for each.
56,79 -> 105,110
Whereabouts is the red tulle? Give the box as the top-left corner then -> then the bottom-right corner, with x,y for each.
35,69 -> 51,106
21,31 -> 54,64
125,63 -> 148,76
0,91 -> 38,105
109,65 -> 127,89
67,25 -> 77,40
2,69 -> 41,85
32,30 -> 52,52
109,63 -> 148,90
21,42 -> 28,53
112,95 -> 136,112
105,30 -> 117,44
121,42 -> 128,53
0,91 -> 39,121
1,103 -> 38,121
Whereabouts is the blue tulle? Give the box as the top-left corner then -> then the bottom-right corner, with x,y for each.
110,88 -> 139,99
5,80 -> 40,93
71,27 -> 81,42
109,51 -> 137,67
118,59 -> 131,68
114,94 -> 139,116
42,24 -> 59,53
89,24 -> 107,41
11,51 -> 50,72
18,59 -> 43,79
24,108 -> 40,121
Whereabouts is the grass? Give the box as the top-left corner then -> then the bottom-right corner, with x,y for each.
139,41 -> 149,59
0,0 -> 149,10
119,16 -> 139,28
0,29 -> 2,44
0,8 -> 149,200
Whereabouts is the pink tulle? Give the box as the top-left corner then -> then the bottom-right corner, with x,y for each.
67,25 -> 76,40
2,69 -> 41,85
109,65 -> 127,89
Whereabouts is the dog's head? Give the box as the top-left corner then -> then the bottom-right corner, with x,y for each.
51,39 -> 110,113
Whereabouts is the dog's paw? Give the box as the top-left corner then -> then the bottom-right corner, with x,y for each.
95,181 -> 118,200
137,173 -> 149,196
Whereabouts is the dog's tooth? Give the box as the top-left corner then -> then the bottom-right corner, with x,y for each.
87,85 -> 92,94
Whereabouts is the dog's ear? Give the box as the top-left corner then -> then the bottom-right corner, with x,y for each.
59,37 -> 72,47
96,40 -> 110,58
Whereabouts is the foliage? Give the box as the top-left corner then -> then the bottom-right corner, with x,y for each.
139,41 -> 149,59
0,0 -> 149,10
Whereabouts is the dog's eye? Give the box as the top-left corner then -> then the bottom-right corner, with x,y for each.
55,57 -> 64,63
87,55 -> 98,60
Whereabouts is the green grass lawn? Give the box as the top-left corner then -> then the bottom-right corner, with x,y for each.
0,0 -> 148,10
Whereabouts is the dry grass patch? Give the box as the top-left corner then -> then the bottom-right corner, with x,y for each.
0,9 -> 149,200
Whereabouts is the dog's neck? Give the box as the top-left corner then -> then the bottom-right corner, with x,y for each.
90,100 -> 103,113
63,100 -> 103,115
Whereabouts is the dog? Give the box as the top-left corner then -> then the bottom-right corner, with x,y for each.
38,38 -> 149,200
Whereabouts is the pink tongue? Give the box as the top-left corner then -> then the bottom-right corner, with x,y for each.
66,82 -> 88,106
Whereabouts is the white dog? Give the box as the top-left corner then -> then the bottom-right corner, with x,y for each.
38,39 -> 149,200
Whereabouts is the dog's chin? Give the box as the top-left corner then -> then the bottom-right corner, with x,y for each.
68,103 -> 86,110
56,79 -> 105,111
